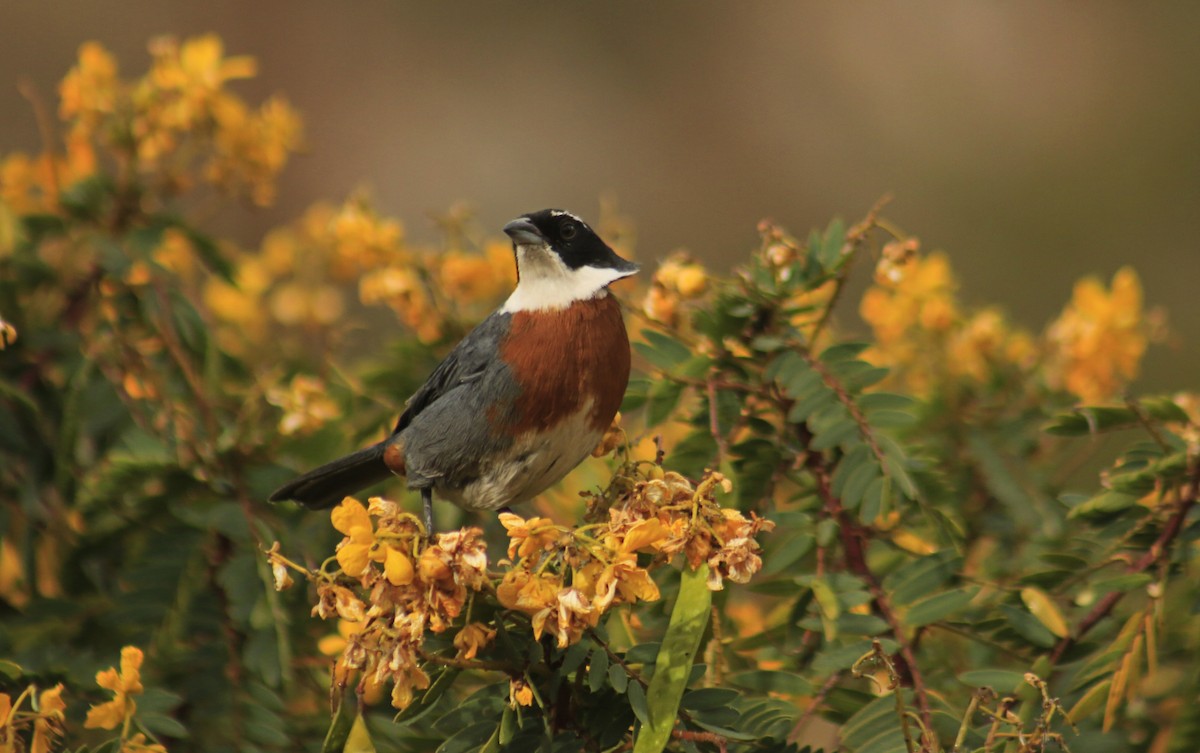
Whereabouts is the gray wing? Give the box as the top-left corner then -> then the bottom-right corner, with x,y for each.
392,311 -> 513,434
391,312 -> 521,487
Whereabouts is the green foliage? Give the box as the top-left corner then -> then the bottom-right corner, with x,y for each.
2,35 -> 1199,753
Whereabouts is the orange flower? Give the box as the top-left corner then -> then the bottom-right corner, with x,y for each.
499,513 -> 561,560
453,623 -> 497,660
85,646 -> 145,730
331,498 -> 375,578
1045,266 -> 1149,402
30,684 -> 66,753
510,678 -> 534,707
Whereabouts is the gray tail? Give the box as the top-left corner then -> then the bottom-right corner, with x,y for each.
268,442 -> 393,509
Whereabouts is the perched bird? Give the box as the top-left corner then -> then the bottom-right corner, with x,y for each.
269,209 -> 638,532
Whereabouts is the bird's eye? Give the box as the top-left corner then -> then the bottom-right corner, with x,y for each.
560,222 -> 577,240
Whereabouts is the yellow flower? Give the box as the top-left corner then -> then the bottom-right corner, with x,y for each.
85,646 -> 145,730
267,374 -> 340,436
0,316 -> 15,350
58,41 -> 120,125
331,498 -> 375,578
510,678 -> 534,707
1045,266 -> 1148,402
591,412 -> 625,457
31,684 -> 67,753
621,517 -> 669,553
592,555 -> 660,612
121,733 -> 168,753
439,249 -> 504,304
499,513 -> 561,560
453,623 -> 497,660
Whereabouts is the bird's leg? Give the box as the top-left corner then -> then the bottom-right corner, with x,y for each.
421,487 -> 435,539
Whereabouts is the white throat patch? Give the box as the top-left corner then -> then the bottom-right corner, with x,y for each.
501,243 -> 635,313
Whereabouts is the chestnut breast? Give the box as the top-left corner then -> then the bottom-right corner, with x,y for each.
496,293 -> 630,437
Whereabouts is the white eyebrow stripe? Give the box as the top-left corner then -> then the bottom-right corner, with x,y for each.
548,209 -> 585,224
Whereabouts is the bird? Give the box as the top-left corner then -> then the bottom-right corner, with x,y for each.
269,209 -> 638,534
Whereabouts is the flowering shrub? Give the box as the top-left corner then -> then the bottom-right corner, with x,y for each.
2,34 -> 1198,753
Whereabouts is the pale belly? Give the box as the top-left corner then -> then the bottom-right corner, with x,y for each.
437,404 -> 604,511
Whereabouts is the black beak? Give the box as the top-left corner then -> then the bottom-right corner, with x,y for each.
503,218 -> 544,246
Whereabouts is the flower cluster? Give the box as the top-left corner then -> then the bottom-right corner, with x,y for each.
268,465 -> 772,711
2,35 -> 301,216
499,469 -> 773,649
0,646 -> 167,753
642,252 -> 709,326
266,374 -> 340,436
204,197 -> 517,351
0,683 -> 65,753
270,498 -> 489,709
84,646 -> 145,731
1045,267 -> 1152,403
860,239 -> 1035,394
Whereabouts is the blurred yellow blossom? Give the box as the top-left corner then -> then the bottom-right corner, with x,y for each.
207,95 -> 303,206
509,678 -> 534,707
31,684 -> 66,753
360,265 -> 443,344
1045,266 -> 1148,403
267,374 -> 340,436
85,646 -> 145,730
327,198 -> 405,281
121,733 -> 169,753
0,315 -> 16,349
643,253 -> 709,326
860,244 -> 1036,394
58,41 -> 120,126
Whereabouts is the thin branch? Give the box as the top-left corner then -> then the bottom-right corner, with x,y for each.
800,427 -> 935,744
418,650 -> 520,674
1049,455 -> 1199,664
787,671 -> 841,743
807,194 -> 891,344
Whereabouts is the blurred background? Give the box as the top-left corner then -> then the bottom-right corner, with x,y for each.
2,1 -> 1196,388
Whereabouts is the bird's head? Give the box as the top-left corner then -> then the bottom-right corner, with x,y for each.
501,209 -> 639,312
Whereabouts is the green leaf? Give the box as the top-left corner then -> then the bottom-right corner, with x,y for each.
645,380 -> 685,427
497,705 -> 516,747
729,670 -> 812,696
394,667 -> 460,725
819,342 -> 870,363
609,664 -> 629,693
782,365 -> 825,400
884,551 -> 961,604
635,330 -> 693,370
1066,490 -> 1139,519
859,392 -> 917,413
999,604 -> 1058,648
139,713 -> 189,740
1020,586 -> 1070,638
786,386 -> 835,424
858,475 -> 890,524
633,564 -> 713,753
762,530 -> 813,576
343,712 -> 376,753
437,722 -> 497,753
810,417 -> 861,451
681,688 -> 740,710
817,217 -> 847,270
628,680 -> 650,726
841,461 -> 880,510
904,588 -> 978,627
588,648 -> 609,693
